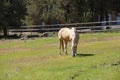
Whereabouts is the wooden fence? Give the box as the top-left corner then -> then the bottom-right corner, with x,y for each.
9,20 -> 120,33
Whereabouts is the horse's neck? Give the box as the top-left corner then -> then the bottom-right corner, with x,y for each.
71,27 -> 76,32
70,29 -> 76,43
70,28 -> 76,37
70,28 -> 78,45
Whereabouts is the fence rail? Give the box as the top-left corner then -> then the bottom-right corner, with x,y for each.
21,20 -> 120,28
9,20 -> 120,33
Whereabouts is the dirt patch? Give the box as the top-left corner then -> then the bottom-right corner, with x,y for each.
80,36 -> 120,43
7,54 -> 59,67
0,46 -> 29,55
92,60 -> 120,68
101,61 -> 120,66
0,39 -> 19,44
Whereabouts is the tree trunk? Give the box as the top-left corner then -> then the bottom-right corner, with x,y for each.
105,13 -> 109,25
3,27 -> 8,36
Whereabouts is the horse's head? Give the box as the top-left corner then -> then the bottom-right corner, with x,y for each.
71,30 -> 79,57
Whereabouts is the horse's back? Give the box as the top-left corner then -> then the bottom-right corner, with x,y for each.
58,28 -> 71,40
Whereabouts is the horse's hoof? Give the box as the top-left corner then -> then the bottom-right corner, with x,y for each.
59,54 -> 62,56
66,53 -> 68,56
73,55 -> 75,57
73,54 -> 76,57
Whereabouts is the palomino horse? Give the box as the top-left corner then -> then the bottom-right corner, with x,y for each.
58,27 -> 79,57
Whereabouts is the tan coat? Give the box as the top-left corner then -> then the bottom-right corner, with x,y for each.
58,27 -> 79,57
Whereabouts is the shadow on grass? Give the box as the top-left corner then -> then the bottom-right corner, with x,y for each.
76,53 -> 94,57
0,35 -> 20,39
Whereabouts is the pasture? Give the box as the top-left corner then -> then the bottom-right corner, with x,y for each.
0,32 -> 120,80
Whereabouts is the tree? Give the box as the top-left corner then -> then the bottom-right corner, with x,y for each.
25,0 -> 116,25
24,0 -> 66,25
0,0 -> 26,36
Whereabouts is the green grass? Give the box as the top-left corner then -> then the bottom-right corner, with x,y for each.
0,32 -> 120,80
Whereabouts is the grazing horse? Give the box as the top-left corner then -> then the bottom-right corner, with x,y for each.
58,27 -> 79,57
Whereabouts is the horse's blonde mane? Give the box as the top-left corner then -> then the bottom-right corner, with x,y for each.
71,27 -> 76,32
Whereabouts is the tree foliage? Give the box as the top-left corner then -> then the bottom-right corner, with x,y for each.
0,0 -> 120,36
0,0 -> 26,36
24,0 -> 120,25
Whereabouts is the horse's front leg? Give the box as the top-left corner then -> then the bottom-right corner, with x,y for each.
71,42 -> 76,57
73,47 -> 77,57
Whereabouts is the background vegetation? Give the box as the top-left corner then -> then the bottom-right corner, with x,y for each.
0,0 -> 120,36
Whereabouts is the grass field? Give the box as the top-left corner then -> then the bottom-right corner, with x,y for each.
0,32 -> 120,80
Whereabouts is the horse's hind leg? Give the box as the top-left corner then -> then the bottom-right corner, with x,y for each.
59,39 -> 61,55
64,40 -> 68,55
59,39 -> 64,55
